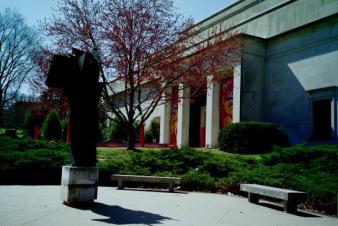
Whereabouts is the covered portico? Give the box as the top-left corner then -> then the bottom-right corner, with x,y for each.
159,63 -> 242,148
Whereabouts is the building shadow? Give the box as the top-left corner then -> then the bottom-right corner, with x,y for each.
66,202 -> 175,225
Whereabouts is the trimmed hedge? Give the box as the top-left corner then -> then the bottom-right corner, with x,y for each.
218,122 -> 289,154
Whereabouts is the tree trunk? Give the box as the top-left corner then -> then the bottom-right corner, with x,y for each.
0,106 -> 3,128
127,124 -> 136,150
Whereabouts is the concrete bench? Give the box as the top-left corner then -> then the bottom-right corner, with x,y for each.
240,184 -> 306,213
111,174 -> 181,192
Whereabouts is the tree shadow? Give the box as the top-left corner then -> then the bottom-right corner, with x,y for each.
66,202 -> 175,225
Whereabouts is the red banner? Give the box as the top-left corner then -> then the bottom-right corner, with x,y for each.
220,77 -> 233,128
139,124 -> 144,147
170,88 -> 178,146
34,126 -> 40,140
199,127 -> 205,147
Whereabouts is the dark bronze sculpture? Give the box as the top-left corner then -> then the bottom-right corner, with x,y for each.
46,48 -> 101,167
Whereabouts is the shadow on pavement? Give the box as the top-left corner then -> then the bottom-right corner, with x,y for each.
258,202 -> 321,218
67,202 -> 175,225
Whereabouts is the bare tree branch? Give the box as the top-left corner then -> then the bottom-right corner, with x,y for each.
0,8 -> 39,126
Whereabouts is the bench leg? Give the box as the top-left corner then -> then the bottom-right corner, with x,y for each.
248,193 -> 259,204
284,199 -> 297,213
169,183 -> 174,192
117,180 -> 124,190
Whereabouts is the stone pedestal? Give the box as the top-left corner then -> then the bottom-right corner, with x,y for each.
60,165 -> 99,205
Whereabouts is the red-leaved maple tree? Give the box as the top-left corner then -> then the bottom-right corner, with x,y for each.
40,0 -> 241,150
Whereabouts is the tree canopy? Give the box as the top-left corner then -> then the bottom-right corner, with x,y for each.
39,0 -> 241,149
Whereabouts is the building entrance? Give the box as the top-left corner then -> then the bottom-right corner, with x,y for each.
189,91 -> 206,147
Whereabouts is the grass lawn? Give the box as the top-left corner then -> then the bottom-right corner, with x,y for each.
0,135 -> 337,215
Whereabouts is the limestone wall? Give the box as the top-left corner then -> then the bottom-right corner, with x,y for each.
264,15 -> 338,143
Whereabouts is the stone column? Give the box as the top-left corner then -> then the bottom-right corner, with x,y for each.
233,62 -> 242,122
333,90 -> 338,139
205,77 -> 220,148
177,85 -> 190,148
160,89 -> 171,144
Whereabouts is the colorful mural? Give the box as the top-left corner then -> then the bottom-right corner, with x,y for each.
220,77 -> 233,128
170,88 -> 178,146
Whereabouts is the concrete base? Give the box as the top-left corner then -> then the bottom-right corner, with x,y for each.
60,165 -> 99,205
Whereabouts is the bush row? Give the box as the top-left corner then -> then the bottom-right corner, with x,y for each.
0,136 -> 337,215
97,146 -> 338,215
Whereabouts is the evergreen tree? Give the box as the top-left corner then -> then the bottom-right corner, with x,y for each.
40,111 -> 62,141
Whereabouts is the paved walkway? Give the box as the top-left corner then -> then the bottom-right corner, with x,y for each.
0,186 -> 336,226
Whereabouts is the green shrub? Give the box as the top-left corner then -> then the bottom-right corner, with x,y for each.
144,129 -> 153,143
114,120 -> 128,142
40,111 -> 62,141
102,119 -> 127,142
218,122 -> 289,154
145,117 -> 160,143
23,111 -> 44,138
24,112 -> 35,138
262,145 -> 338,165
182,171 -> 216,191
101,119 -> 140,142
60,118 -> 69,141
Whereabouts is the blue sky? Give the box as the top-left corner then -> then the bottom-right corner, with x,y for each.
0,0 -> 237,28
0,0 -> 237,95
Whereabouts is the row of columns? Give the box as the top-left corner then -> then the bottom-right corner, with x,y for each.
160,63 -> 241,148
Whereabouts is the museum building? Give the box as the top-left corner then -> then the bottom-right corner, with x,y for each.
116,0 -> 338,148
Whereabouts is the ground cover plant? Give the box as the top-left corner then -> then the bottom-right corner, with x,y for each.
0,135 -> 337,215
0,135 -> 70,184
97,146 -> 338,215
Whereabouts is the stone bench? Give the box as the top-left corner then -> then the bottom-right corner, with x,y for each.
240,184 -> 306,213
111,174 -> 181,192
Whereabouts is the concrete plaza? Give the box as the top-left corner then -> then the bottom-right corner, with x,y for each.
0,186 -> 336,226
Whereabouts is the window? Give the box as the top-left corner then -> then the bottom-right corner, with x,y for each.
308,87 -> 337,141
312,99 -> 332,140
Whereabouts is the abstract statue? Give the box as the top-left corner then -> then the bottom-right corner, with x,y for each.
46,48 -> 101,167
